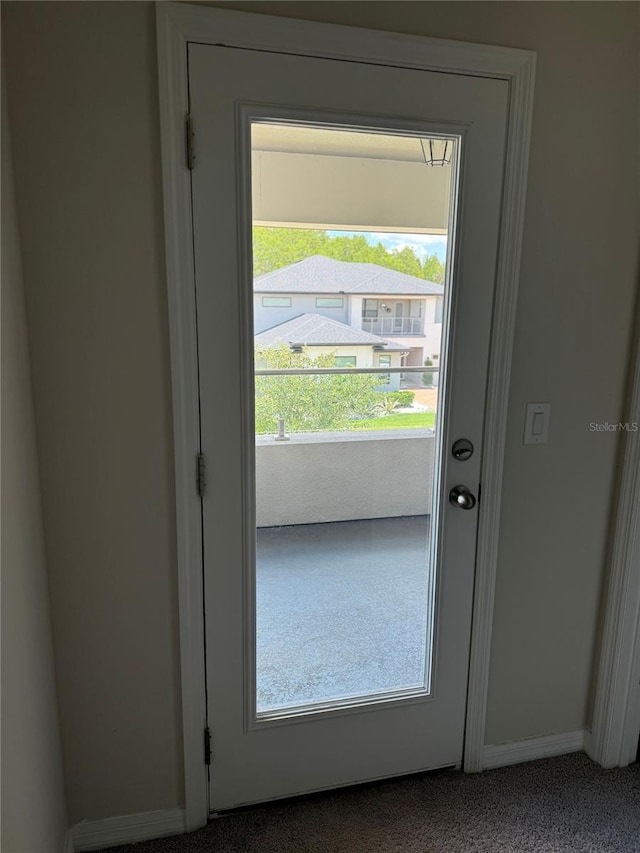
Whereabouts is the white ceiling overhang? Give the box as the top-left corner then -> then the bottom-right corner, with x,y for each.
251,124 -> 452,233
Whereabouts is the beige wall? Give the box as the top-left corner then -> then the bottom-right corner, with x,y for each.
3,0 -> 638,824
3,1 -> 183,824
1,82 -> 69,851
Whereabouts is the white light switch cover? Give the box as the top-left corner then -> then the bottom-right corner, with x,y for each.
524,402 -> 551,444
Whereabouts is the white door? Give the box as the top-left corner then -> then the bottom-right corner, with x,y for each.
189,42 -> 508,811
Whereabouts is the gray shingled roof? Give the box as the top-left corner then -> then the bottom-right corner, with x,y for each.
254,314 -> 408,351
255,255 -> 443,295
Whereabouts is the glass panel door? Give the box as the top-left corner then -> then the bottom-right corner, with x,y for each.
189,40 -> 509,810
252,122 -> 454,719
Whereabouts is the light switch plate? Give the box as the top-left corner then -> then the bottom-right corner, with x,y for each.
524,402 -> 551,444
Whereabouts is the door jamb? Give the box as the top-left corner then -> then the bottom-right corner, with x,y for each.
155,1 -> 536,829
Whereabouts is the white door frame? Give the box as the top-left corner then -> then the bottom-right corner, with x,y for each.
156,1 -> 536,830
586,321 -> 640,769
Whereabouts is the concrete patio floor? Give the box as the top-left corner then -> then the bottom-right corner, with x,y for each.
256,515 -> 432,713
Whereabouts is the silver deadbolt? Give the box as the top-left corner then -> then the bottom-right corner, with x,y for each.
449,485 -> 477,510
452,438 -> 474,461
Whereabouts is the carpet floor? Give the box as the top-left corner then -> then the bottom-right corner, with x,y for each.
101,752 -> 640,852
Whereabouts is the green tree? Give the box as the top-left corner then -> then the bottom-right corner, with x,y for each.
253,227 -> 445,283
252,228 -> 330,276
422,253 -> 445,284
254,344 -> 379,434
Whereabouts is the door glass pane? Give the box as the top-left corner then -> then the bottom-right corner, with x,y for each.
251,121 -> 455,717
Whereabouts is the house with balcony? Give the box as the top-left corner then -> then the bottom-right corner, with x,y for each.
254,254 -> 444,379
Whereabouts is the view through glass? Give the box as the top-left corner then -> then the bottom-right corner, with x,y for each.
251,122 -> 455,716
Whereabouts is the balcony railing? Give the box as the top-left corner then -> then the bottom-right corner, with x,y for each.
362,316 -> 424,336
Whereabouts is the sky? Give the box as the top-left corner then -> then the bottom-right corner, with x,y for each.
327,230 -> 447,263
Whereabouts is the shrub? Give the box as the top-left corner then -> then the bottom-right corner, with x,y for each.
254,344 -> 380,433
378,391 -> 416,409
380,390 -> 415,407
374,396 -> 400,415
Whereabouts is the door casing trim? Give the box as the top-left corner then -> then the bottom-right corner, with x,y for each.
155,1 -> 536,829
586,313 -> 640,770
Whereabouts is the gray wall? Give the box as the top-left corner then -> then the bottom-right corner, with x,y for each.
256,432 -> 435,527
1,81 -> 69,852
3,0 -> 639,824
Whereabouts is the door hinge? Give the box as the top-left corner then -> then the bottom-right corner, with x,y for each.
204,726 -> 212,765
185,113 -> 195,170
196,452 -> 206,498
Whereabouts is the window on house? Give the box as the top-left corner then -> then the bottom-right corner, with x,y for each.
334,356 -> 357,368
379,354 -> 391,384
262,296 -> 292,307
362,299 -> 378,318
316,297 -> 344,308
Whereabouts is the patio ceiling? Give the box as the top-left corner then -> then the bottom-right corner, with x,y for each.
251,123 -> 452,234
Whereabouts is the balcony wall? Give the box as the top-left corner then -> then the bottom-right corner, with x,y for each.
256,430 -> 435,527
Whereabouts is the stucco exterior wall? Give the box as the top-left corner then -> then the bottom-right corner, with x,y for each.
256,431 -> 435,527
254,292 -> 349,333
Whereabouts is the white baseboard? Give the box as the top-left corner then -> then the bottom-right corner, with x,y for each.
71,808 -> 185,852
64,828 -> 75,853
483,729 -> 586,770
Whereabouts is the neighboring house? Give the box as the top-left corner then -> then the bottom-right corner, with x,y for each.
254,312 -> 408,390
254,255 -> 444,377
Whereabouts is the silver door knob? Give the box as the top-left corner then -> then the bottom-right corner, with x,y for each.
449,485 -> 477,510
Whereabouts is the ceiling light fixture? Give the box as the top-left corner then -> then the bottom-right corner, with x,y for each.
421,138 -> 452,167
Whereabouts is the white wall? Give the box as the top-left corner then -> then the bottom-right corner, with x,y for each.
2,0 -> 638,825
349,295 -> 364,330
423,325 -> 442,361
423,298 -> 436,325
1,81 -> 69,852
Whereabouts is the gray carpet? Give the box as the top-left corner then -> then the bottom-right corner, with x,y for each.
101,753 -> 640,852
257,516 -> 430,712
